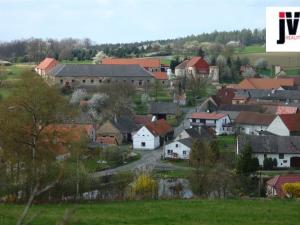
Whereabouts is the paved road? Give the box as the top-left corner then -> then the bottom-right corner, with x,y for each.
93,148 -> 163,177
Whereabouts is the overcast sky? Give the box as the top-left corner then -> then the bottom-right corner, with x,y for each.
0,0 -> 299,43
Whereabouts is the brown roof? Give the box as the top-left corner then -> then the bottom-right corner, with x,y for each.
279,114 -> 300,132
190,112 -> 227,120
266,175 -> 300,197
152,72 -> 168,80
102,57 -> 161,68
36,58 -> 58,71
145,119 -> 173,136
238,78 -> 294,90
234,111 -> 275,126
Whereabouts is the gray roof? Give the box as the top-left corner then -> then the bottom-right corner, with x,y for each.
112,117 -> 137,133
238,135 -> 300,154
48,64 -> 154,78
235,89 -> 300,101
184,128 -> 201,139
218,104 -> 263,112
149,102 -> 179,114
178,138 -> 193,148
217,110 -> 240,121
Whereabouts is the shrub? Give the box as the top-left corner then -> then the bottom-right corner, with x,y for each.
282,182 -> 300,198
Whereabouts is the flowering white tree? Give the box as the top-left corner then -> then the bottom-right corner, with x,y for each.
70,89 -> 88,105
92,51 -> 108,64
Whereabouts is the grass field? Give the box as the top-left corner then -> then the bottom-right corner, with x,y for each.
234,52 -> 300,69
1,199 -> 299,225
234,45 -> 265,54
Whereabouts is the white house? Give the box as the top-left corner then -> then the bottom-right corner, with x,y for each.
164,138 -> 192,160
132,119 -> 173,150
237,135 -> 300,168
133,126 -> 160,150
234,111 -> 275,135
267,114 -> 300,136
189,112 -> 232,135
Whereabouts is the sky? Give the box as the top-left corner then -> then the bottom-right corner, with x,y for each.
0,0 -> 299,44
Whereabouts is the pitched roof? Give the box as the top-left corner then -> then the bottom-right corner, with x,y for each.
134,115 -> 152,126
152,72 -> 168,80
266,175 -> 300,197
149,102 -> 178,115
190,112 -> 227,120
145,119 -> 173,136
234,111 -> 275,126
102,57 -> 161,68
238,135 -> 300,154
48,64 -> 154,78
238,78 -> 294,90
279,114 -> 300,132
177,138 -> 193,148
184,128 -> 201,139
186,57 -> 209,72
36,58 -> 58,70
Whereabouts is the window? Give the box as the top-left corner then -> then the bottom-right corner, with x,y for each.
183,151 -> 186,155
175,144 -> 179,148
82,80 -> 86,83
141,142 -> 146,147
279,153 -> 284,159
167,150 -> 173,154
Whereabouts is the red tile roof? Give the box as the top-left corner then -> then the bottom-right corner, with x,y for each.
279,114 -> 300,132
36,58 -> 58,71
276,106 -> 298,115
152,72 -> 168,80
190,112 -> 227,120
145,119 -> 173,136
186,57 -> 209,73
266,174 -> 300,197
102,57 -> 161,68
238,78 -> 294,90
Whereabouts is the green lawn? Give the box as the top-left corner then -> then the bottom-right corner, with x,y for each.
217,135 -> 236,151
234,45 -> 266,54
1,199 -> 300,225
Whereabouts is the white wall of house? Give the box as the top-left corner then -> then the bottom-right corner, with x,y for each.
236,124 -> 268,135
164,141 -> 191,159
267,116 -> 290,136
133,126 -> 160,150
254,153 -> 300,168
189,115 -> 231,135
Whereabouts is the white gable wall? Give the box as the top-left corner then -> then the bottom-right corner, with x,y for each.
267,116 -> 290,136
133,126 -> 160,150
164,141 -> 191,159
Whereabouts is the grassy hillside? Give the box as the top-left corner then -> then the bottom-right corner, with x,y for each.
1,199 -> 299,225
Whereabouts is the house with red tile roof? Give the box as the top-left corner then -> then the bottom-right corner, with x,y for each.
174,57 -> 219,82
237,78 -> 294,90
189,112 -> 232,135
266,175 -> 300,197
35,58 -> 58,76
101,57 -> 162,72
132,119 -> 173,150
267,114 -> 300,136
152,72 -> 169,86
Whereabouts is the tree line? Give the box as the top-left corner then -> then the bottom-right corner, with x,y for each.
0,29 -> 265,63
